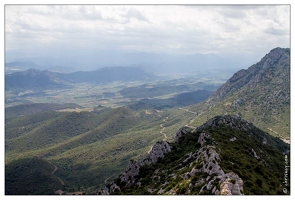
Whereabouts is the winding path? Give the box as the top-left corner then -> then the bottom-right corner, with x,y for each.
179,107 -> 197,114
104,175 -> 115,184
147,116 -> 169,154
160,117 -> 168,141
51,164 -> 65,186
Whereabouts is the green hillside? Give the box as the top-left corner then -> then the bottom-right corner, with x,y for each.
5,105 -> 196,194
5,157 -> 64,195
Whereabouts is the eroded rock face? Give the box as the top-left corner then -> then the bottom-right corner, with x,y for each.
148,141 -> 172,163
114,141 -> 172,187
99,187 -> 109,195
198,131 -> 211,147
171,130 -> 244,195
175,126 -> 195,142
119,160 -> 141,185
217,172 -> 244,195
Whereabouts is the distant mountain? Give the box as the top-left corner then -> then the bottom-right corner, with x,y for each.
5,68 -> 67,90
100,115 -> 289,195
6,49 -> 246,74
60,66 -> 157,83
189,47 -> 290,141
5,61 -> 40,74
5,67 -> 157,90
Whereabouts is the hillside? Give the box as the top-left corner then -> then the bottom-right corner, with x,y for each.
5,103 -> 83,119
5,105 -> 197,194
101,115 -> 289,195
188,47 -> 290,141
5,157 -> 64,195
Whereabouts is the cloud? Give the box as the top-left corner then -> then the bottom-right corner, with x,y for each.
125,7 -> 148,22
5,5 -> 290,58
265,27 -> 289,36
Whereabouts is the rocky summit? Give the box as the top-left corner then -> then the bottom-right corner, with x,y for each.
190,47 -> 290,141
100,115 -> 289,195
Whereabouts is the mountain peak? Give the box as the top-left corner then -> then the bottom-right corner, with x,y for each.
207,47 -> 290,102
258,47 -> 290,69
196,115 -> 252,132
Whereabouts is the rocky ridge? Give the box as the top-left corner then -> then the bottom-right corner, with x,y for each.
100,140 -> 173,194
208,47 -> 290,102
190,47 -> 290,140
99,115 -> 289,195
99,116 -> 263,195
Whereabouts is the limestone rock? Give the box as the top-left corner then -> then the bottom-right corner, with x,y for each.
218,172 -> 244,195
148,141 -> 172,163
119,160 -> 141,185
175,126 -> 195,142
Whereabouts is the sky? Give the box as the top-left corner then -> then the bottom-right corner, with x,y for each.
5,4 -> 290,63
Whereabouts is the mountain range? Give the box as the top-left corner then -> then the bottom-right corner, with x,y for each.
5,66 -> 157,90
5,47 -> 290,195
6,50 -> 248,74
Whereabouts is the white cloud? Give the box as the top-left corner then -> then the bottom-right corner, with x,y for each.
5,5 -> 290,57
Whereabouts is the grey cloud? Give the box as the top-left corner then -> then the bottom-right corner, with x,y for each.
78,6 -> 103,21
264,27 -> 289,36
217,7 -> 247,19
125,8 -> 148,22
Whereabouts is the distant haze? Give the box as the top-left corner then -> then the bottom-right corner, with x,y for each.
5,5 -> 290,71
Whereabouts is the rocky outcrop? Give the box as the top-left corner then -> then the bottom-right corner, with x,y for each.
196,115 -> 252,132
250,148 -> 260,160
119,160 -> 141,185
217,172 -> 244,195
175,126 -> 194,142
148,141 -> 172,163
175,131 -> 243,195
197,131 -> 211,147
103,141 -> 172,190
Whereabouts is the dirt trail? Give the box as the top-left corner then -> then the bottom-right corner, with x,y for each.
179,107 -> 199,127
147,146 -> 153,154
160,126 -> 167,140
51,164 -> 65,186
147,116 -> 169,154
104,175 -> 115,184
51,165 -> 58,174
179,107 -> 197,114
268,127 -> 290,144
160,117 -> 168,141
